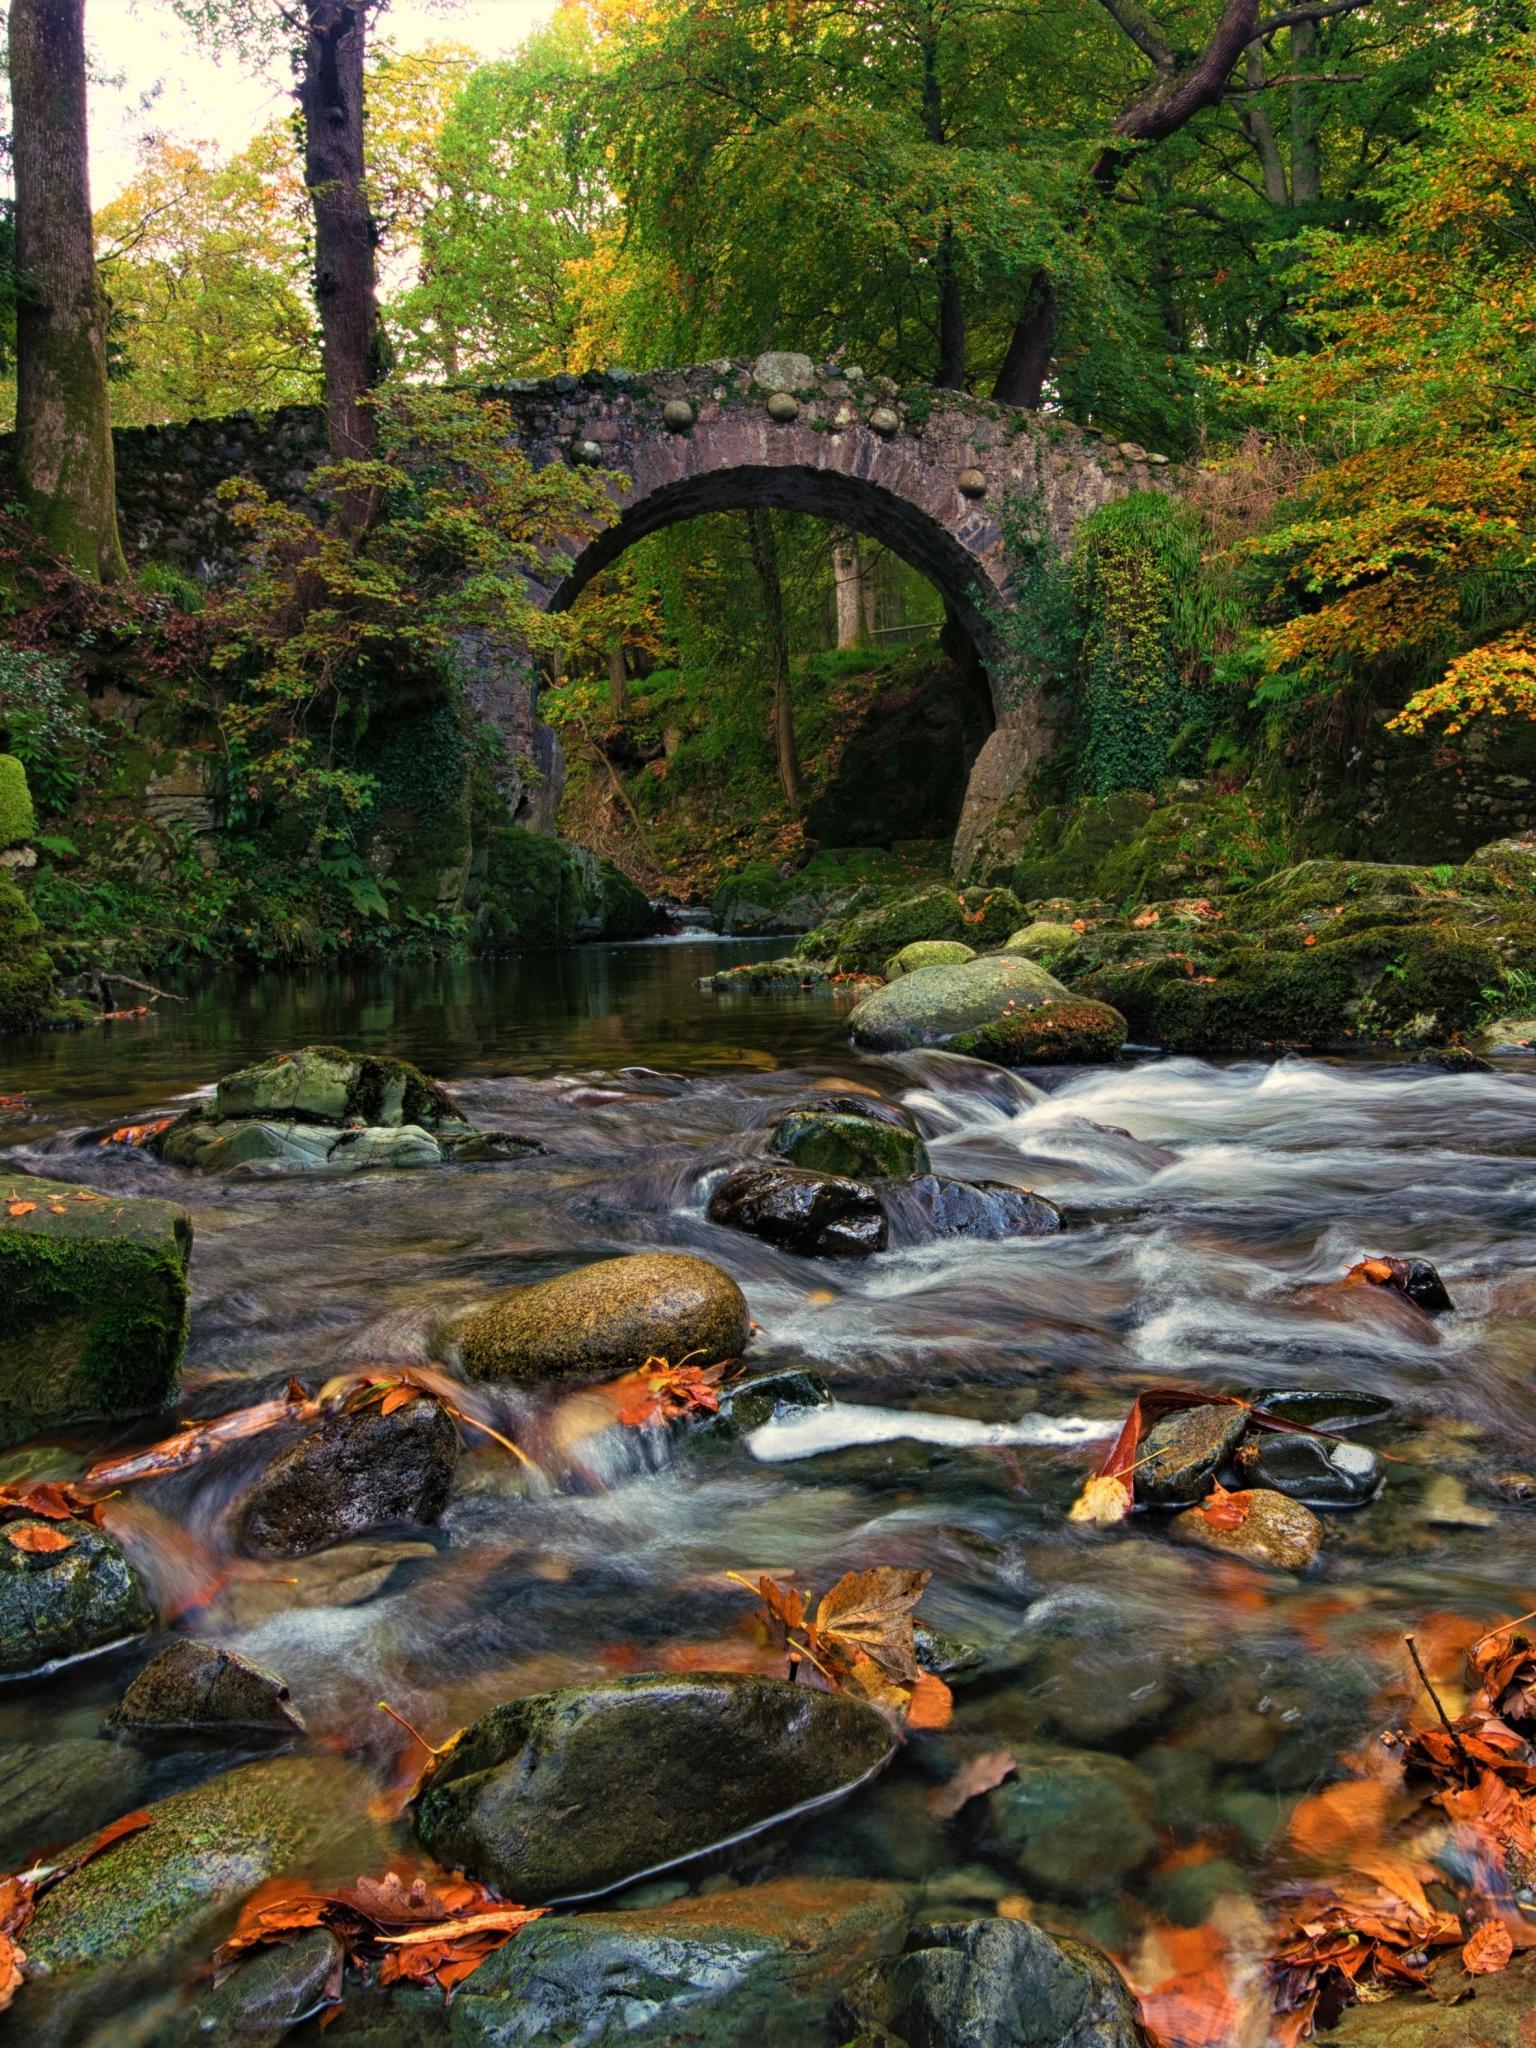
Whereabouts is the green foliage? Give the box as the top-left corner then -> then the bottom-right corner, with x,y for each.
0,869 -> 61,1031
0,756 -> 35,846
136,562 -> 206,612
0,647 -> 91,816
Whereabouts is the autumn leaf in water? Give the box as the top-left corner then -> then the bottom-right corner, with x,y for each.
1068,1473 -> 1133,1526
1463,1920 -> 1513,1974
929,1749 -> 1016,1819
0,1479 -> 104,1528
1197,1482 -> 1251,1532
814,1567 -> 930,1687
5,1202 -> 35,1217
609,1356 -> 727,1428
4,1525 -> 74,1554
903,1668 -> 954,1730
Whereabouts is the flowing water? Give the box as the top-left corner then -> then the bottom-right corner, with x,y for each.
5,936 -> 1536,2035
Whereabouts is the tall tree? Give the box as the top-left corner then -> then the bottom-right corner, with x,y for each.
746,510 -> 801,816
10,0 -> 126,579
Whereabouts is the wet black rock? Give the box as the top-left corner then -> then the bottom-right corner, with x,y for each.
1248,1389 -> 1394,1432
708,1162 -> 887,1257
106,1637 -> 306,1738
837,1916 -> 1145,2048
1233,1431 -> 1382,1507
899,1175 -> 1061,1241
1134,1405 -> 1249,1507
0,1739 -> 148,1870
714,1367 -> 832,1434
913,1621 -> 984,1678
1360,1255 -> 1455,1313
0,1516 -> 155,1677
172,1926 -> 341,2046
235,1395 -> 458,1557
984,1746 -> 1156,1899
764,1095 -> 920,1135
1409,1048 -> 1494,1074
413,1672 -> 896,1903
449,1877 -> 910,2048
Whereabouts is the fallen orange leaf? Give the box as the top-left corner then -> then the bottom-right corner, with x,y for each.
4,1525 -> 74,1554
929,1748 -> 1015,1818
904,1668 -> 954,1730
1464,1919 -> 1513,1974
6,1202 -> 35,1217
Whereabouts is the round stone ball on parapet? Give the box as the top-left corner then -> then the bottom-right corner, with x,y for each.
662,400 -> 694,432
766,392 -> 800,422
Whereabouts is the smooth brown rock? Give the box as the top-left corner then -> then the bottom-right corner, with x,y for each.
107,1638 -> 305,1738
1172,1487 -> 1323,1572
451,1253 -> 751,1385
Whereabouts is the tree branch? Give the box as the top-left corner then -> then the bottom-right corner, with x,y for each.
1096,0 -> 1260,168
1093,0 -> 1176,74
1255,0 -> 1375,35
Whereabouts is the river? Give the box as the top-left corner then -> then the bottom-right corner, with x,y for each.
4,935 -> 1536,2037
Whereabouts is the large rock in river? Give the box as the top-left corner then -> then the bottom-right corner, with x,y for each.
948,997 -> 1127,1066
848,955 -> 1076,1053
451,1253 -> 750,1384
449,1877 -> 909,2048
235,1394 -> 458,1556
838,1916 -> 1146,2048
708,1162 -> 887,1256
0,1515 -> 155,1677
0,1174 -> 191,1447
767,1107 -> 929,1179
413,1672 -> 896,1902
106,1637 -> 305,1738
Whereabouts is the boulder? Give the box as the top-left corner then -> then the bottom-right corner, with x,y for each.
848,956 -> 1073,1053
767,1108 -> 929,1179
830,887 -> 1024,976
21,1754 -> 374,1972
235,1394 -> 458,1556
449,1877 -> 909,2048
0,1740 -> 149,1870
0,1515 -> 155,1677
947,997 -> 1127,1066
213,1046 -> 461,1128
764,1093 -> 920,1134
712,1368 -> 833,1435
1004,920 -> 1078,958
1232,1432 -> 1382,1507
0,867 -> 62,1032
1172,1487 -> 1323,1571
885,940 -> 976,979
413,1672 -> 896,1902
707,1163 -> 887,1256
1247,1389 -> 1393,1431
899,1175 -> 1061,1241
1134,1405 -> 1249,1507
106,1638 -> 305,1737
837,1916 -> 1146,2048
452,1253 -> 752,1384
983,1747 -> 1156,1899
0,1175 -> 191,1448
167,1927 -> 343,2048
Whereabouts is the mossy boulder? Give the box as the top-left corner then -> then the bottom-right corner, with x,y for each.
413,1673 -> 896,1902
948,997 -> 1127,1065
0,868 -> 62,1032
884,940 -> 975,979
594,856 -> 656,940
1004,920 -> 1077,958
0,1174 -> 192,1447
212,1045 -> 460,1127
21,1755 -> 376,1972
767,1109 -> 929,1179
106,1638 -> 305,1739
848,954 -> 1071,1052
828,885 -> 967,973
0,753 -> 36,846
0,1515 -> 155,1677
475,827 -> 589,950
451,1252 -> 751,1384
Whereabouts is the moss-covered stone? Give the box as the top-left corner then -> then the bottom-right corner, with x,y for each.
0,1174 -> 191,1446
475,827 -> 588,950
212,1044 -> 460,1127
948,997 -> 1127,1065
884,939 -> 975,979
1003,919 -> 1078,958
0,868 -> 61,1032
828,884 -> 968,973
767,1109 -> 930,1179
451,1252 -> 751,1384
984,1747 -> 1157,1900
0,753 -> 35,846
595,856 -> 656,939
414,1674 -> 896,1902
848,954 -> 1071,1051
0,1515 -> 154,1676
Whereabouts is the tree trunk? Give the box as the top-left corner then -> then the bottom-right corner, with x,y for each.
1242,39 -> 1290,202
935,224 -> 966,389
747,511 -> 801,816
833,536 -> 865,648
993,271 -> 1056,409
607,633 -> 629,715
1289,18 -> 1323,203
299,0 -> 383,485
10,0 -> 126,581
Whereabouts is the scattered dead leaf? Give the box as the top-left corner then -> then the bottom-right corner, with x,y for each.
929,1749 -> 1016,1819
5,1202 -> 35,1217
4,1525 -> 74,1554
1463,1920 -> 1513,1975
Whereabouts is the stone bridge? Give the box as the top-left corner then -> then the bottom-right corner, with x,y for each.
108,355 -> 1181,875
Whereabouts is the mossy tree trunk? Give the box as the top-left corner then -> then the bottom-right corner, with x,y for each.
746,511 -> 801,818
298,0 -> 385,505
10,0 -> 126,582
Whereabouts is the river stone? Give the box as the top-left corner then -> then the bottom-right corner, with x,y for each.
765,1094 -> 920,1135
452,1253 -> 751,1384
904,1175 -> 1061,1240
0,1515 -> 155,1677
767,1108 -> 929,1179
449,1877 -> 909,2048
213,1045 -> 461,1128
172,1926 -> 342,2047
166,1118 -> 445,1173
714,1367 -> 832,1434
1247,1388 -> 1394,1431
0,1739 -> 148,1869
22,1754 -> 375,1971
707,1162 -> 887,1256
848,956 -> 1074,1053
1172,1487 -> 1323,1571
413,1672 -> 896,1902
983,1746 -> 1156,1899
1232,1431 -> 1382,1507
885,940 -> 976,980
0,1174 -> 191,1448
106,1637 -> 306,1737
1135,1405 -> 1249,1506
947,997 -> 1128,1067
837,1916 -> 1145,2048
235,1394 -> 458,1556
1004,921 -> 1078,958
